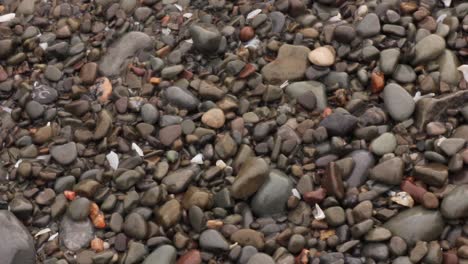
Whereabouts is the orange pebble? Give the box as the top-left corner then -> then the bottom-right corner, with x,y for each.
64,190 -> 76,200
371,71 -> 385,93
90,237 -> 104,252
92,212 -> 106,229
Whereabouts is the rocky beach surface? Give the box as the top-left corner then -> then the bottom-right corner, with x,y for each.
0,0 -> 468,263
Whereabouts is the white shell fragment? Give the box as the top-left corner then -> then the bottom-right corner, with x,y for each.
0,106 -> 12,113
0,13 -> 16,23
183,13 -> 193,19
48,233 -> 59,241
280,80 -> 289,89
458,65 -> 468,82
437,14 -> 447,23
292,189 -> 301,199
35,228 -> 51,238
247,9 -> 262,20
413,91 -> 435,102
174,4 -> 183,11
313,204 -> 326,220
14,159 -> 23,168
106,151 -> 119,170
131,143 -> 144,156
191,153 -> 204,164
390,191 -> 414,207
39,42 -> 48,50
441,0 -> 452,7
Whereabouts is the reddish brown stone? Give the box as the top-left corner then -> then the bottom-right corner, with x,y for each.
239,26 -> 255,42
238,64 -> 256,79
176,250 -> 201,264
371,71 -> 385,93
401,180 -> 426,203
322,162 -> 344,200
0,65 -> 7,81
443,252 -> 458,264
159,125 -> 182,146
304,188 -> 327,205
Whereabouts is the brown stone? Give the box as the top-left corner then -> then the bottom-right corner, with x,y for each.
303,188 -> 327,205
322,162 -> 345,200
80,62 -> 98,85
159,125 -> 182,146
231,229 -> 265,249
201,108 -> 225,129
176,250 -> 202,264
239,26 -> 255,42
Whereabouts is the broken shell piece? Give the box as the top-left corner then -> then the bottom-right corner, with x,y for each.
48,233 -> 59,241
39,43 -> 48,50
174,4 -> 183,11
183,13 -> 193,19
0,106 -> 12,113
0,13 -> 15,23
292,188 -> 301,199
280,80 -> 289,89
436,14 -> 447,23
413,91 -> 435,102
191,153 -> 204,164
131,143 -> 144,157
441,0 -> 451,7
34,228 -> 51,238
247,9 -> 262,20
390,191 -> 414,207
313,204 -> 325,220
106,151 -> 119,170
458,65 -> 468,82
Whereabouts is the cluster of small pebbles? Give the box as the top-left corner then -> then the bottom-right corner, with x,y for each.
1,0 -> 468,263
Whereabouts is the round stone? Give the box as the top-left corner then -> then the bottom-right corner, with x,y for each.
201,108 -> 225,129
308,46 -> 335,67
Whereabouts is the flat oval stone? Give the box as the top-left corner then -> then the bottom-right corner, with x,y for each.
383,206 -> 444,246
383,83 -> 415,121
440,185 -> 468,219
251,169 -> 293,217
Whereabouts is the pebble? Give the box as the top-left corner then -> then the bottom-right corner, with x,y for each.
369,157 -> 404,185
164,86 -> 200,111
199,229 -> 230,251
370,132 -> 397,155
67,197 -> 90,221
143,245 -> 177,264
261,44 -> 310,84
190,23 -> 222,53
99,32 -> 153,76
440,185 -> 468,219
308,46 -> 335,67
383,83 -> 415,121
383,206 -> 444,246
201,108 -> 225,129
251,169 -> 292,217
356,13 -> 381,37
60,216 -> 94,251
0,211 -> 35,264
231,157 -> 269,199
413,34 -> 446,65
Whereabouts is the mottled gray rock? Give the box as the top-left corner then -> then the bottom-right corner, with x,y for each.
0,211 -> 35,264
251,169 -> 292,217
383,206 -> 444,246
99,32 -> 153,76
440,185 -> 468,219
60,216 -> 94,251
